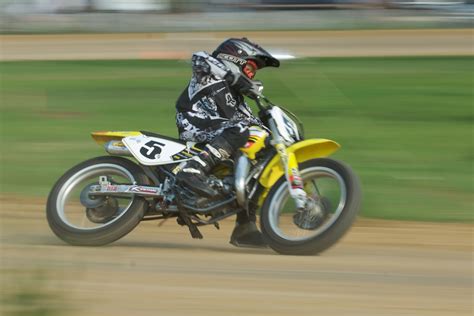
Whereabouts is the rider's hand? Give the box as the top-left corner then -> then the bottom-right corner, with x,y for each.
225,72 -> 263,99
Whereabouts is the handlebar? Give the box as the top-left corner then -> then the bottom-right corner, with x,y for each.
255,95 -> 274,111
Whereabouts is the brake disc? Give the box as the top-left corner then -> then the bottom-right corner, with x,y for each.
86,197 -> 119,224
293,197 -> 330,230
80,183 -> 105,208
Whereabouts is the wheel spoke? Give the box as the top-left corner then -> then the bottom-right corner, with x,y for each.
56,164 -> 136,230
267,166 -> 347,242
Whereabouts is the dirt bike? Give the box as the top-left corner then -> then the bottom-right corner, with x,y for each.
46,95 -> 361,255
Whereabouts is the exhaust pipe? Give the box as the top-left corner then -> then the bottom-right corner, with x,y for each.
104,140 -> 132,156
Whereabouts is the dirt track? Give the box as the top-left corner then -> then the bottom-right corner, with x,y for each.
1,29 -> 473,61
0,196 -> 472,316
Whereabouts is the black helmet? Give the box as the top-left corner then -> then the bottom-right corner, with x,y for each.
212,38 -> 280,71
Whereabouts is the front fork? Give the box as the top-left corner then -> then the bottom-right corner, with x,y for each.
268,121 -> 308,209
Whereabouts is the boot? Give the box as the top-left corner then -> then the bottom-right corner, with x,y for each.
175,137 -> 233,198
230,221 -> 267,248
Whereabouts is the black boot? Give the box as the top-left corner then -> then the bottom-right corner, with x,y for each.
175,137 -> 233,198
229,206 -> 267,248
229,221 -> 267,248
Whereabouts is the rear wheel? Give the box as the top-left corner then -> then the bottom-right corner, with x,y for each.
260,158 -> 361,255
46,156 -> 149,246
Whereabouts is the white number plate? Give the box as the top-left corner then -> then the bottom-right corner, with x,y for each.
123,135 -> 187,166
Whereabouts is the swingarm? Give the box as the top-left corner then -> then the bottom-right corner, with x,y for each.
87,176 -> 164,198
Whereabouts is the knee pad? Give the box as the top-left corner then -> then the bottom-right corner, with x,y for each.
218,126 -> 250,149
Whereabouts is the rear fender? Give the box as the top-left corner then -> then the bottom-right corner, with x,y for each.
91,131 -> 142,145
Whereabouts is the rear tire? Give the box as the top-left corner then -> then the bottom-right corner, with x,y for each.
260,158 -> 361,255
46,156 -> 149,246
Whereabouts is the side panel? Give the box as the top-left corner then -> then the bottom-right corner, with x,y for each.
258,139 -> 340,189
123,135 -> 189,166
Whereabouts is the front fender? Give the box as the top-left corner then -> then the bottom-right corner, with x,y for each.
259,139 -> 340,189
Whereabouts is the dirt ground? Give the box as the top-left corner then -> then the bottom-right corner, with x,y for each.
1,29 -> 472,61
0,195 -> 472,316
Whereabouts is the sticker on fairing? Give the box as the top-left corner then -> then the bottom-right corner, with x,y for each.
122,135 -> 189,166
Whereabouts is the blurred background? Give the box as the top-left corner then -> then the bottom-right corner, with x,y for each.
0,0 -> 473,33
0,1 -> 472,219
0,2 -> 473,316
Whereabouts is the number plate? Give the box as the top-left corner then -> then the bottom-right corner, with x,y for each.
123,135 -> 188,165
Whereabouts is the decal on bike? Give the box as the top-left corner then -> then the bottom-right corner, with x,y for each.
140,141 -> 165,159
289,172 -> 304,190
172,146 -> 201,161
123,135 -> 188,166
270,107 -> 301,145
101,184 -> 119,192
283,117 -> 297,139
128,186 -> 160,194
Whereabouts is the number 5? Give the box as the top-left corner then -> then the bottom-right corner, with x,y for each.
140,141 -> 165,159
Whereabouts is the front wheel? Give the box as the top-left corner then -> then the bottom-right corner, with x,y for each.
46,156 -> 149,246
260,158 -> 361,255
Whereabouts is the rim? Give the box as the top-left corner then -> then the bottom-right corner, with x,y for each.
56,163 -> 135,230
267,166 -> 347,242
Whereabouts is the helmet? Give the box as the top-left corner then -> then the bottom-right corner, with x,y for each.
212,38 -> 280,79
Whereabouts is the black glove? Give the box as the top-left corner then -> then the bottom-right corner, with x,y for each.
225,72 -> 263,99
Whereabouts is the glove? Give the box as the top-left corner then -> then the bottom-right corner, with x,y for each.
225,72 -> 263,99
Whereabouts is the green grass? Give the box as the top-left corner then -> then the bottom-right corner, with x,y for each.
0,57 -> 472,222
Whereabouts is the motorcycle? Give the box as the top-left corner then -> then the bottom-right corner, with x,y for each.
46,95 -> 361,255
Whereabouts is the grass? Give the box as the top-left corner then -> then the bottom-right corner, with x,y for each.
0,57 -> 472,222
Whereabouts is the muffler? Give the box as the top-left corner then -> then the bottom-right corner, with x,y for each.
104,140 -> 132,156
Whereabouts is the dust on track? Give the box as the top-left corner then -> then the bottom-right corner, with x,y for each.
1,196 -> 472,316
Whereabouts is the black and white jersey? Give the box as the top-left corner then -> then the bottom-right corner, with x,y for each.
175,51 -> 262,143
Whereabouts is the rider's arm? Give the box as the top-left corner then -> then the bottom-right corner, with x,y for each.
192,52 -> 261,98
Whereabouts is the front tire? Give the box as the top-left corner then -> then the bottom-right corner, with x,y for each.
260,158 -> 361,255
46,156 -> 149,246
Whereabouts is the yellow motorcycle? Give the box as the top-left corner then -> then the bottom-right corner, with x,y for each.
46,96 -> 361,255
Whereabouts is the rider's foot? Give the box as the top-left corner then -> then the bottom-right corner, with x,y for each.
229,222 -> 267,248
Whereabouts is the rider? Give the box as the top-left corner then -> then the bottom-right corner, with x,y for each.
175,38 -> 280,248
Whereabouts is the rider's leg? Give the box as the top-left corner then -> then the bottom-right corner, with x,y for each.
176,126 -> 266,247
175,126 -> 248,198
230,206 -> 266,248
225,127 -> 266,248
219,127 -> 266,248
175,136 -> 236,198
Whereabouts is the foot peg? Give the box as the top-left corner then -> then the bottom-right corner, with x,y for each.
177,215 -> 203,239
176,191 -> 203,239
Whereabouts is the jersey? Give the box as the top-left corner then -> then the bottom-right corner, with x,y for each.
175,51 -> 262,143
